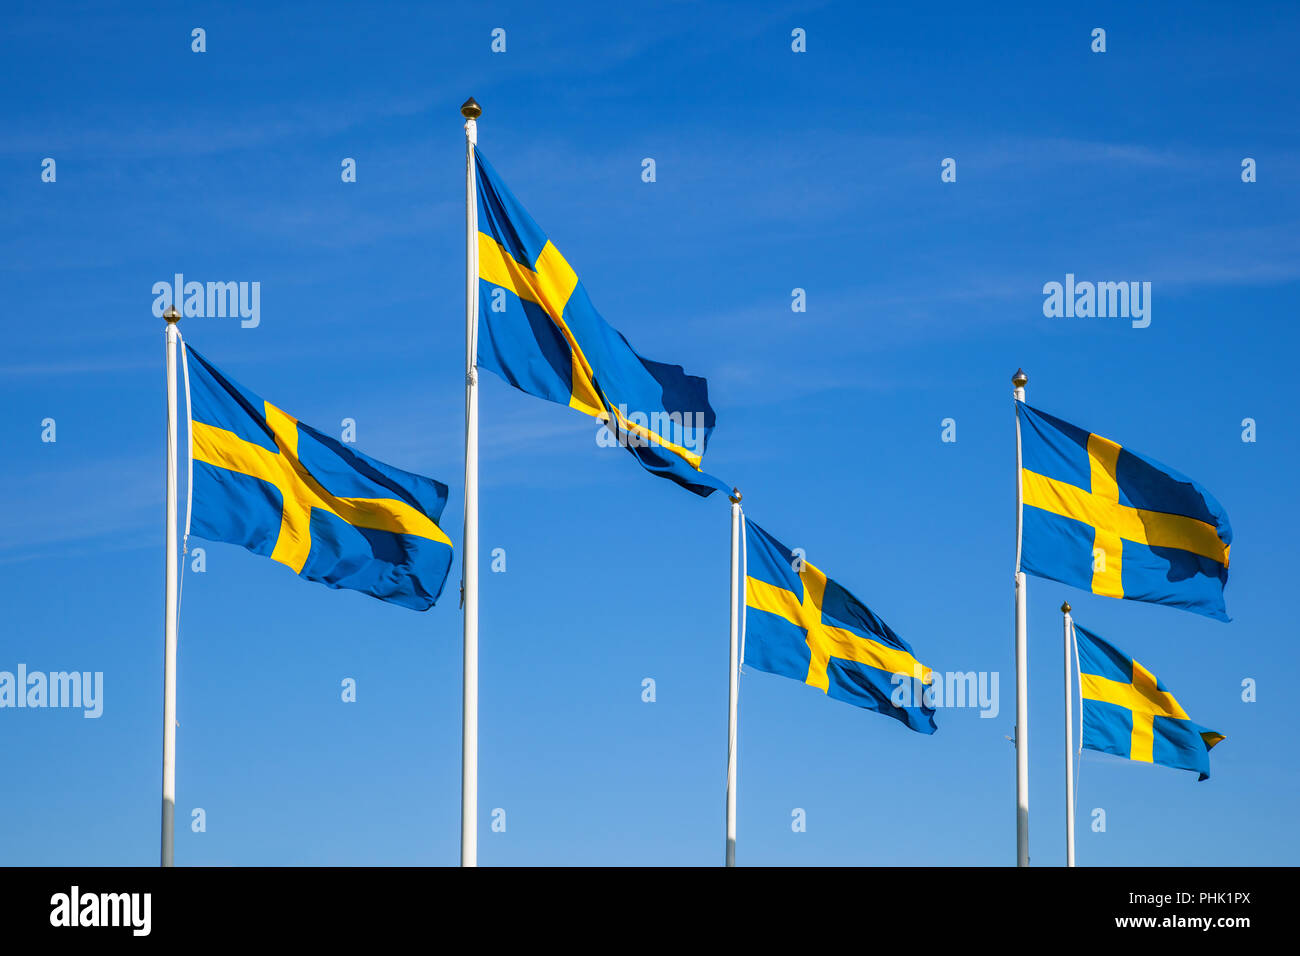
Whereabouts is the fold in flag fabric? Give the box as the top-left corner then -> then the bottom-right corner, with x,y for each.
186,346 -> 454,610
474,147 -> 728,497
1018,401 -> 1232,621
743,519 -> 937,733
1075,623 -> 1224,780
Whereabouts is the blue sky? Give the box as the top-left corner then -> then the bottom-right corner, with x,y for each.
2,0 -> 1297,866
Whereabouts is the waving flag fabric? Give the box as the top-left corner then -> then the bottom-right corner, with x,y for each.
473,147 -> 727,497
186,346 -> 454,610
743,519 -> 937,733
1075,623 -> 1224,780
1018,401 -> 1232,620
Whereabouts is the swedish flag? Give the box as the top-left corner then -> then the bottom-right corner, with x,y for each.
1075,624 -> 1224,780
743,520 -> 937,733
474,147 -> 727,497
1018,402 -> 1232,620
186,346 -> 454,610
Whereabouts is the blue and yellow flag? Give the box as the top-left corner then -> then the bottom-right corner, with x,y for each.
186,346 -> 454,610
1075,624 -> 1224,780
743,520 -> 937,733
474,148 -> 727,497
1018,402 -> 1232,620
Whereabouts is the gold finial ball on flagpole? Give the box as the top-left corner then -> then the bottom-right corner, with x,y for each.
1061,601 -> 1071,614
163,305 -> 181,324
461,97 -> 482,119
1013,368 -> 1028,388
729,488 -> 743,504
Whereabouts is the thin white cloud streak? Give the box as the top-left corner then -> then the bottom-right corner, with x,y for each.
0,87 -> 446,160
0,454 -> 156,560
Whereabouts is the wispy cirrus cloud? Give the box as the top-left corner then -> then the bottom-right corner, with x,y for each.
0,453 -> 156,563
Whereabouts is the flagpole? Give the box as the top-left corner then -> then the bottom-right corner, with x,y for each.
460,96 -> 482,868
725,489 -> 743,867
161,303 -> 182,867
1013,368 -> 1029,867
1062,602 -> 1075,867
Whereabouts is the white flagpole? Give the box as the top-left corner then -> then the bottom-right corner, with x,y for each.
161,303 -> 182,867
725,489 -> 743,866
1013,368 -> 1030,867
1062,602 -> 1075,867
460,96 -> 482,868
